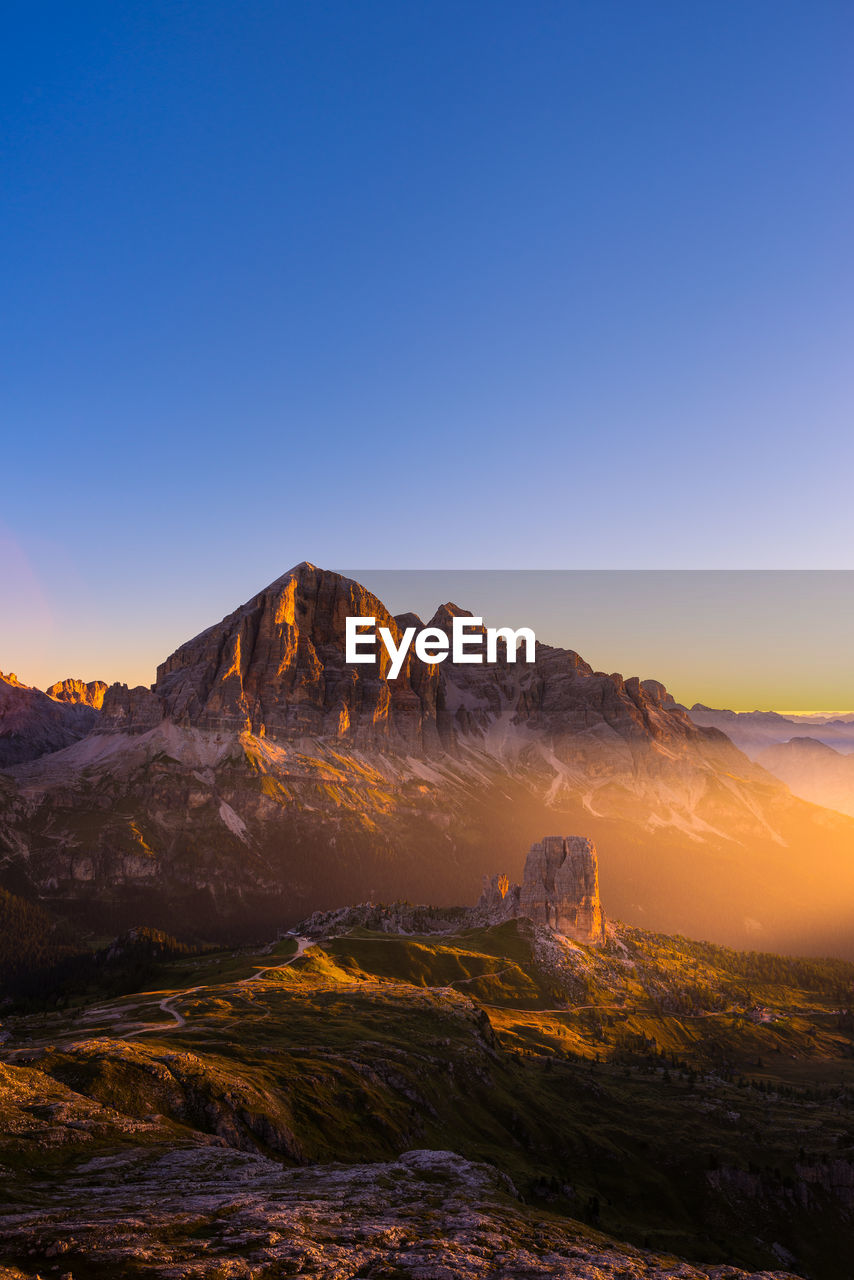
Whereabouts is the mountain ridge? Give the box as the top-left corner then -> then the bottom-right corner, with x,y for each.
0,672 -> 105,766
2,562 -> 854,955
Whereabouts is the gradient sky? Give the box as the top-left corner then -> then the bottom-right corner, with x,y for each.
353,571 -> 854,714
2,3 -> 853,696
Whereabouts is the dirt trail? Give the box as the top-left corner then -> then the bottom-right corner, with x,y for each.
102,936 -> 316,1040
238,935 -> 315,985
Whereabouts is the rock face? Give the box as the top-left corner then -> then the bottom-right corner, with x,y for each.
520,836 -> 605,944
96,561 -> 725,760
46,678 -> 107,709
0,672 -> 104,766
135,562 -> 445,750
476,872 -> 522,923
478,837 -> 605,944
5,562 -> 854,955
0,1142 -> 799,1280
100,683 -> 164,732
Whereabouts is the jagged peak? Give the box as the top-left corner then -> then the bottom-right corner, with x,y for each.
262,560 -> 324,591
254,561 -> 375,603
427,602 -> 477,631
47,678 -> 108,709
394,611 -> 424,631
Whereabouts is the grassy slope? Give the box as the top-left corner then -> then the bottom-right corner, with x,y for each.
2,919 -> 853,1278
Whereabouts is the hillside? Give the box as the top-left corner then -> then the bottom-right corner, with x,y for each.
1,911 -> 851,1277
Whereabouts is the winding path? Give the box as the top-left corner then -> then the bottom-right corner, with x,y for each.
122,936 -> 315,1038
238,935 -> 315,985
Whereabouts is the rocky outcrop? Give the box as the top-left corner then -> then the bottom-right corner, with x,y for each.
476,872 -> 521,922
520,836 -> 605,944
0,1142 -> 798,1280
0,672 -> 103,767
46,678 -> 107,709
640,679 -> 676,708
476,837 -> 605,944
100,683 -> 164,732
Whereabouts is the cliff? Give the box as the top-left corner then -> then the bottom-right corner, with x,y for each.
519,836 -> 605,944
0,672 -> 103,766
477,836 -> 605,945
97,562 -> 730,767
46,679 -> 107,709
137,562 -> 444,750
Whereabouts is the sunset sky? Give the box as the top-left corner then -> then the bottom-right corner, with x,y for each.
2,3 -> 852,700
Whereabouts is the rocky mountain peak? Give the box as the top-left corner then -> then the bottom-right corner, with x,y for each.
639,679 -> 675,708
94,561 -> 723,764
393,612 -> 424,631
6,563 -> 854,953
103,561 -> 446,749
0,673 -> 104,766
428,602 -> 475,627
47,678 -> 107,709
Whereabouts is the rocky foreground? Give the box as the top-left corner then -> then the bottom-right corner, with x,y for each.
2,906 -> 852,1278
0,1144 -> 797,1280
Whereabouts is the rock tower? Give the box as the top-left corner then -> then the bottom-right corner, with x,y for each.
519,835 -> 605,944
476,835 -> 605,945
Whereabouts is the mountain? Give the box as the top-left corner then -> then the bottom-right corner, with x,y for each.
686,704 -> 854,756
46,677 -> 107,709
0,672 -> 105,767
2,562 -> 854,955
757,737 -> 854,819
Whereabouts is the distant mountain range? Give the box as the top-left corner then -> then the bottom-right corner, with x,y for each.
685,704 -> 854,755
682,704 -> 854,820
2,563 -> 854,955
754,736 -> 854,819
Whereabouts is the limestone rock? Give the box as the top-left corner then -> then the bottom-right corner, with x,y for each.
519,836 -> 605,944
99,683 -> 164,732
6,563 -> 854,953
640,679 -> 675,708
0,1140 -> 798,1280
475,837 -> 605,944
46,678 -> 107,709
149,562 -> 445,751
476,872 -> 521,922
0,672 -> 102,766
100,561 -> 729,774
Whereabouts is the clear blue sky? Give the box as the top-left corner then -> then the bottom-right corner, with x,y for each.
2,2 -> 853,689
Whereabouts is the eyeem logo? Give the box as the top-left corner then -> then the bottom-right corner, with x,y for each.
345,616 -> 536,679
